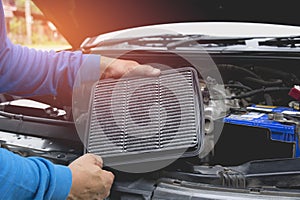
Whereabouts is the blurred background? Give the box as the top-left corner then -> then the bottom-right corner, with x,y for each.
3,0 -> 71,50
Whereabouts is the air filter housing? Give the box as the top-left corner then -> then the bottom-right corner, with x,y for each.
85,67 -> 204,167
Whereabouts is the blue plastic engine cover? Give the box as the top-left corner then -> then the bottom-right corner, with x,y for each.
224,105 -> 300,157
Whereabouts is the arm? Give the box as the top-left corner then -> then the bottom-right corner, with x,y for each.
0,148 -> 72,200
0,149 -> 114,200
0,38 -> 100,96
0,2 -> 157,199
0,38 -> 160,97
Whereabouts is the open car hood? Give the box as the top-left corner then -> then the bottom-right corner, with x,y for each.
32,0 -> 300,48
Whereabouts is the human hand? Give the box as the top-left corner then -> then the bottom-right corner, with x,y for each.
68,154 -> 114,200
100,56 -> 161,79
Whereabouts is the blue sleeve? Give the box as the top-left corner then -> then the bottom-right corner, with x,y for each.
0,38 -> 100,96
0,148 -> 72,200
0,2 -> 100,199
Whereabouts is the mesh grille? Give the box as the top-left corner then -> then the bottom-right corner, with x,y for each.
86,67 -> 203,166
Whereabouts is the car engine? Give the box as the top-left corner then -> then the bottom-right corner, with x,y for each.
1,48 -> 300,198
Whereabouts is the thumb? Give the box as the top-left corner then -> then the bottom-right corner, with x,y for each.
125,65 -> 161,77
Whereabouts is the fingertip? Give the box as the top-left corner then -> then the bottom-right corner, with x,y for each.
104,169 -> 115,177
86,153 -> 103,168
142,65 -> 161,76
102,170 -> 115,184
151,68 -> 161,76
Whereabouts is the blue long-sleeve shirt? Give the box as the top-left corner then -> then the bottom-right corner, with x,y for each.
0,148 -> 72,200
0,1 -> 100,199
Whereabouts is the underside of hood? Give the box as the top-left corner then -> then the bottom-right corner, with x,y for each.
33,0 -> 300,48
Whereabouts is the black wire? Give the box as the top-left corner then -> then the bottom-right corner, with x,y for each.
211,87 -> 291,100
225,84 -> 252,91
283,114 -> 300,121
230,87 -> 290,99
218,64 -> 261,79
252,66 -> 300,85
244,77 -> 283,86
264,93 -> 273,106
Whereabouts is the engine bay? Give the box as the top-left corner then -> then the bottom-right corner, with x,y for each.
1,51 -> 300,197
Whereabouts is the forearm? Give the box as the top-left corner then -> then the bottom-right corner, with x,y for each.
0,38 -> 100,97
0,148 -> 72,200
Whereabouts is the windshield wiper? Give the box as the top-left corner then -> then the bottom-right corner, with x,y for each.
166,35 -> 256,50
82,34 -> 258,51
81,34 -> 186,52
259,35 -> 300,47
0,103 -> 71,125
82,34 -> 300,51
0,110 -> 73,126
